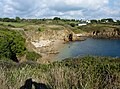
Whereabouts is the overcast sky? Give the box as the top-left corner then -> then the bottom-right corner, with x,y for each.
0,0 -> 120,19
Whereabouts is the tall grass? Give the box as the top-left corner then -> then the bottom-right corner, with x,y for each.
0,56 -> 120,89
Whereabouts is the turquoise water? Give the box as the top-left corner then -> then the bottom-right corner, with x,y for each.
55,38 -> 120,60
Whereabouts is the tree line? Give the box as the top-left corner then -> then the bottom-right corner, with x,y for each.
0,17 -> 120,25
0,17 -> 21,22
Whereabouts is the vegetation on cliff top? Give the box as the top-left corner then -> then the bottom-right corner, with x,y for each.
78,24 -> 120,32
0,17 -> 120,34
0,29 -> 41,62
0,29 -> 26,61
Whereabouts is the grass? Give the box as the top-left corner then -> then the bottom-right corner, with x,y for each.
37,27 -> 45,32
49,26 -> 64,30
76,24 -> 119,32
0,56 -> 120,89
71,26 -> 86,34
26,51 -> 42,61
0,21 -> 30,28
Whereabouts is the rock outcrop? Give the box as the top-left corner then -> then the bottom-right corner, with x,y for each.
24,25 -> 82,42
88,28 -> 120,38
29,30 -> 79,42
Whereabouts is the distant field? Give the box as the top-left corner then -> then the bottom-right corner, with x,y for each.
77,24 -> 120,32
0,21 -> 30,28
0,20 -> 120,34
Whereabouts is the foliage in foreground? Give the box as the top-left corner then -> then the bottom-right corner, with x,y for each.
0,29 -> 42,62
0,29 -> 26,61
0,56 -> 119,89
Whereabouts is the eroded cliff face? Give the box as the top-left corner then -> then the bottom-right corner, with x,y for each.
24,26 -> 80,42
32,30 -> 73,41
88,28 -> 120,38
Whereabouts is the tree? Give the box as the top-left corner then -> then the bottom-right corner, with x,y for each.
15,16 -> 21,22
3,18 -> 11,22
71,19 -> 75,21
106,18 -> 114,23
53,17 -> 61,20
70,23 -> 76,27
101,18 -> 114,23
2,18 -> 16,22
116,20 -> 120,25
101,19 -> 106,23
91,20 -> 97,23
0,18 -> 2,21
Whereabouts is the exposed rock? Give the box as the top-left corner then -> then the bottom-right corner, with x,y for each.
30,29 -> 79,42
87,28 -> 120,38
24,25 -> 81,42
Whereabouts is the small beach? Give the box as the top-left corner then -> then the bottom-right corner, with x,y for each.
31,40 -> 65,62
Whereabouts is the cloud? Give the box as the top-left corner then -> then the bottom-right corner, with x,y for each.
1,0 -> 44,18
45,0 -> 109,11
0,0 -> 119,19
114,0 -> 120,7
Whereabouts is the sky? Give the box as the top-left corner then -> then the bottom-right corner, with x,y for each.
0,0 -> 120,20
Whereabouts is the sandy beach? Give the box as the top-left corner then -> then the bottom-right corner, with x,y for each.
31,40 -> 65,63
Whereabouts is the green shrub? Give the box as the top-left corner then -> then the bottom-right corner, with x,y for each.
38,27 -> 44,32
0,29 -> 26,61
53,17 -> 61,20
0,56 -> 119,89
8,24 -> 15,27
0,23 -> 4,25
70,23 -> 76,27
26,51 -> 42,61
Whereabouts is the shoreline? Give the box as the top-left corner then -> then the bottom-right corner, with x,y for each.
30,35 -> 120,63
31,40 -> 65,63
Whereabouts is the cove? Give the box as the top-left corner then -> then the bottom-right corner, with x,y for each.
55,38 -> 120,60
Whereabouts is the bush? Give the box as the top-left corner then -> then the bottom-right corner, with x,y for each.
26,51 -> 42,61
8,24 -> 15,27
38,27 -> 44,32
0,29 -> 26,62
0,23 -> 4,25
0,56 -> 119,89
53,17 -> 61,20
70,23 -> 76,27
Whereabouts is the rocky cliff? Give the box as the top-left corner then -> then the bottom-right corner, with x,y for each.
87,27 -> 120,38
24,25 -> 81,42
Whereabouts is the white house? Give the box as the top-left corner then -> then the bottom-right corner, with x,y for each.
78,23 -> 87,26
86,20 -> 91,23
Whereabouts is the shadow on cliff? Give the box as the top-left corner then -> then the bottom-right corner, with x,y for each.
20,78 -> 51,89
